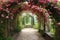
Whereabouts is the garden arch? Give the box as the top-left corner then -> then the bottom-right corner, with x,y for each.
14,2 -> 60,40
0,1 -> 60,40
16,11 -> 35,28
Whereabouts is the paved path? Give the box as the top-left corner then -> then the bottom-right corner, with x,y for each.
13,28 -> 45,40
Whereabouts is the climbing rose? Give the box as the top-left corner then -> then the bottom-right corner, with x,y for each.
9,0 -> 14,2
52,0 -> 57,3
0,4 -> 3,11
11,9 -> 16,14
31,5 -> 38,12
57,22 -> 60,26
53,0 -> 57,2
5,8 -> 10,13
39,0 -> 46,4
2,0 -> 8,2
39,8 -> 43,13
5,3 -> 11,7
46,0 -> 50,2
6,16 -> 9,19
0,7 -> 2,11
1,14 -> 4,17
31,5 -> 38,9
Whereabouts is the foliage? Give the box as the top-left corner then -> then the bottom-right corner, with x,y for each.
14,26 -> 21,33
14,18 -> 21,33
33,23 -> 39,29
0,18 -> 6,40
6,36 -> 13,40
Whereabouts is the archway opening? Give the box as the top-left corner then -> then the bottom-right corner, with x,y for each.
16,11 -> 39,30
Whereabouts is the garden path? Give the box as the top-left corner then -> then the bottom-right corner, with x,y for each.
13,28 -> 45,40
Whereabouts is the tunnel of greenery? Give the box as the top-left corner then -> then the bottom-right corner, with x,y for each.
16,11 -> 39,29
0,0 -> 60,40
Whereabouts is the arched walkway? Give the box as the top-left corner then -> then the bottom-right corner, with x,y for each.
12,11 -> 45,40
13,11 -> 45,40
0,0 -> 60,40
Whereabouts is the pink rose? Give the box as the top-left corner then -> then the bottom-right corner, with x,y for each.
6,16 -> 9,19
9,0 -> 14,2
5,4 -> 11,7
39,8 -> 43,13
11,9 -> 16,13
57,22 -> 60,26
1,14 -> 4,17
53,0 -> 57,3
53,0 -> 57,2
0,5 -> 3,11
0,7 -> 2,11
39,0 -> 46,4
46,0 -> 50,2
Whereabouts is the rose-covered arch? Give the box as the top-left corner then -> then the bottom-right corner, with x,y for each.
0,1 -> 49,38
10,2 -> 51,40
0,0 -> 60,40
0,2 -> 52,36
18,2 -> 48,29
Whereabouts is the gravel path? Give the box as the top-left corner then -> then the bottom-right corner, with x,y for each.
13,28 -> 45,40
